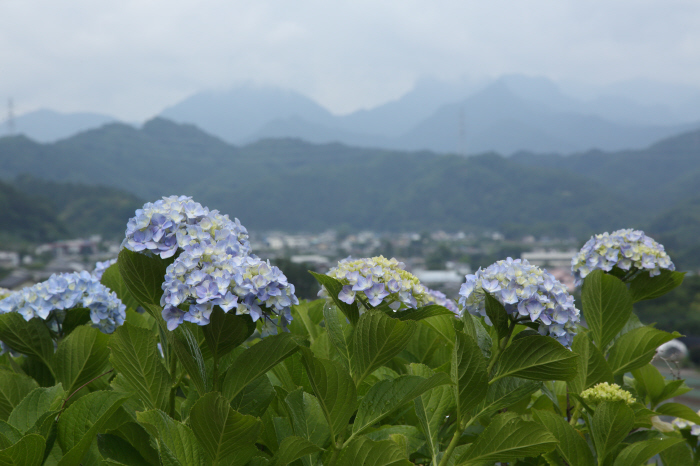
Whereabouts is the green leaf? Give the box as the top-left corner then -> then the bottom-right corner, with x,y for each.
108,322 -> 171,410
336,436 -> 412,466
628,269 -> 685,303
202,308 -> 255,361
56,390 -> 130,466
171,324 -> 208,395
189,392 -> 263,466
53,325 -> 110,394
590,401 -> 635,462
452,331 -> 488,424
613,437 -> 683,466
364,425 -> 425,456
0,372 -> 38,421
108,421 -> 160,466
655,402 -> 700,423
353,373 -> 452,436
484,292 -> 509,342
659,441 -> 694,466
230,375 -> 275,417
284,388 -> 331,450
136,410 -> 207,466
0,314 -> 54,369
472,377 -> 542,422
97,434 -> 154,466
8,385 -> 64,433
408,364 -> 455,464
461,312 -> 492,358
581,270 -> 633,349
299,349 -> 357,441
607,327 -> 680,376
310,272 -> 359,325
532,410 -> 595,466
422,314 -> 456,346
393,305 -> 455,321
59,307 -> 91,336
630,364 -> 681,408
269,436 -> 320,466
350,310 -> 417,385
221,332 -> 300,401
492,335 -> 579,382
101,262 -> 141,310
0,434 -> 45,466
117,248 -> 169,307
569,332 -> 613,395
323,302 -> 354,370
455,413 -> 558,465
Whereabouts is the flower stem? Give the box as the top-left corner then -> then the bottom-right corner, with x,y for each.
438,427 -> 463,466
487,318 -> 517,377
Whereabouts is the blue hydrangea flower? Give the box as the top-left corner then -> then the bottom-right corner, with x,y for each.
0,271 -> 126,335
459,257 -> 580,347
123,195 -> 251,259
572,229 -> 675,286
320,256 -> 432,310
160,239 -> 298,331
425,287 -> 459,314
92,258 -> 117,280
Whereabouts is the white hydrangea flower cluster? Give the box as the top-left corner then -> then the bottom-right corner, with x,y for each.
458,257 -> 580,347
571,228 -> 675,285
123,195 -> 251,259
580,382 -> 636,406
673,413 -> 700,435
0,271 -> 126,334
160,238 -> 298,331
425,288 -> 459,314
92,258 -> 117,280
320,256 -> 431,309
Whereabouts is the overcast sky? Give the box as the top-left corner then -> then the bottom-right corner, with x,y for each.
1,0 -> 699,120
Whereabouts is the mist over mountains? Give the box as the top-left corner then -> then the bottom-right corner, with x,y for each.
8,75 -> 700,154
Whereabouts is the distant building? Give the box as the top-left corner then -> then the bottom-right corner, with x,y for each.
0,251 -> 20,269
412,269 -> 464,286
0,271 -> 34,290
521,250 -> 577,268
290,255 -> 329,267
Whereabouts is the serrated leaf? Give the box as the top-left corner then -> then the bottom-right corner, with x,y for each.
230,375 -> 275,417
53,325 -> 110,394
269,436 -> 320,466
300,349 -> 357,441
452,331 -> 488,424
310,272 -> 359,325
364,425 -> 425,456
461,312 -> 492,358
422,314 -> 456,346
613,437 -> 683,466
97,434 -> 153,466
284,388 -> 331,449
101,262 -> 141,310
628,269 -> 685,303
189,392 -> 263,466
353,373 -> 452,436
136,409 -> 207,466
607,327 -> 679,376
655,402 -> 700,423
569,332 -> 613,395
532,410 -> 595,466
108,421 -> 159,466
455,413 -> 558,465
484,292 -> 509,342
8,385 -> 64,433
659,441 -> 693,466
393,305 -> 455,321
0,372 -> 38,421
0,314 -> 54,370
117,248 -> 170,307
323,302 -> 354,370
171,324 -> 208,395
581,270 -> 633,350
590,401 -> 635,462
492,335 -> 578,382
59,307 -> 91,336
57,390 -> 129,466
630,364 -> 665,406
336,436 -> 412,466
472,377 -> 542,422
0,433 -> 45,466
350,310 -> 417,385
202,307 -> 255,361
108,322 -> 171,410
221,332 -> 300,401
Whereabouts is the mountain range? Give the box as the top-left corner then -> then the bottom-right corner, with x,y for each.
7,75 -> 700,154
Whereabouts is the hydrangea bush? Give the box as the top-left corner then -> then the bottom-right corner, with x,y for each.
0,204 -> 695,466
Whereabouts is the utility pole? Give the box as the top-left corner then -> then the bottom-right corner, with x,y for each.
6,99 -> 16,135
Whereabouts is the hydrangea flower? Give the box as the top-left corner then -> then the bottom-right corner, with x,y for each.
0,271 -> 126,334
92,258 -> 117,280
425,288 -> 459,314
160,238 -> 298,331
673,413 -> 700,435
320,256 -> 431,309
458,257 -> 580,347
580,382 -> 636,406
123,195 -> 251,259
0,288 -> 11,300
571,229 -> 675,285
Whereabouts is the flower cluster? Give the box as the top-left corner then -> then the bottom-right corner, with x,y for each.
0,271 -> 126,334
160,240 -> 298,331
123,195 -> 251,259
320,256 -> 431,309
580,382 -> 636,406
425,288 -> 459,314
673,413 -> 700,435
571,229 -> 675,285
92,258 -> 117,280
458,257 -> 580,347
0,288 -> 11,300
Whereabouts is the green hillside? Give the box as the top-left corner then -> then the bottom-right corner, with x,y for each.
0,180 -> 66,244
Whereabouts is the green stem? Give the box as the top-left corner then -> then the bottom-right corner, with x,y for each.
438,427 -> 464,466
487,318 -> 517,377
569,406 -> 581,426
168,345 -> 178,417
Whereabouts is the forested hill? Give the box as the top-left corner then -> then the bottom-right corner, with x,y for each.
0,117 -> 698,244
